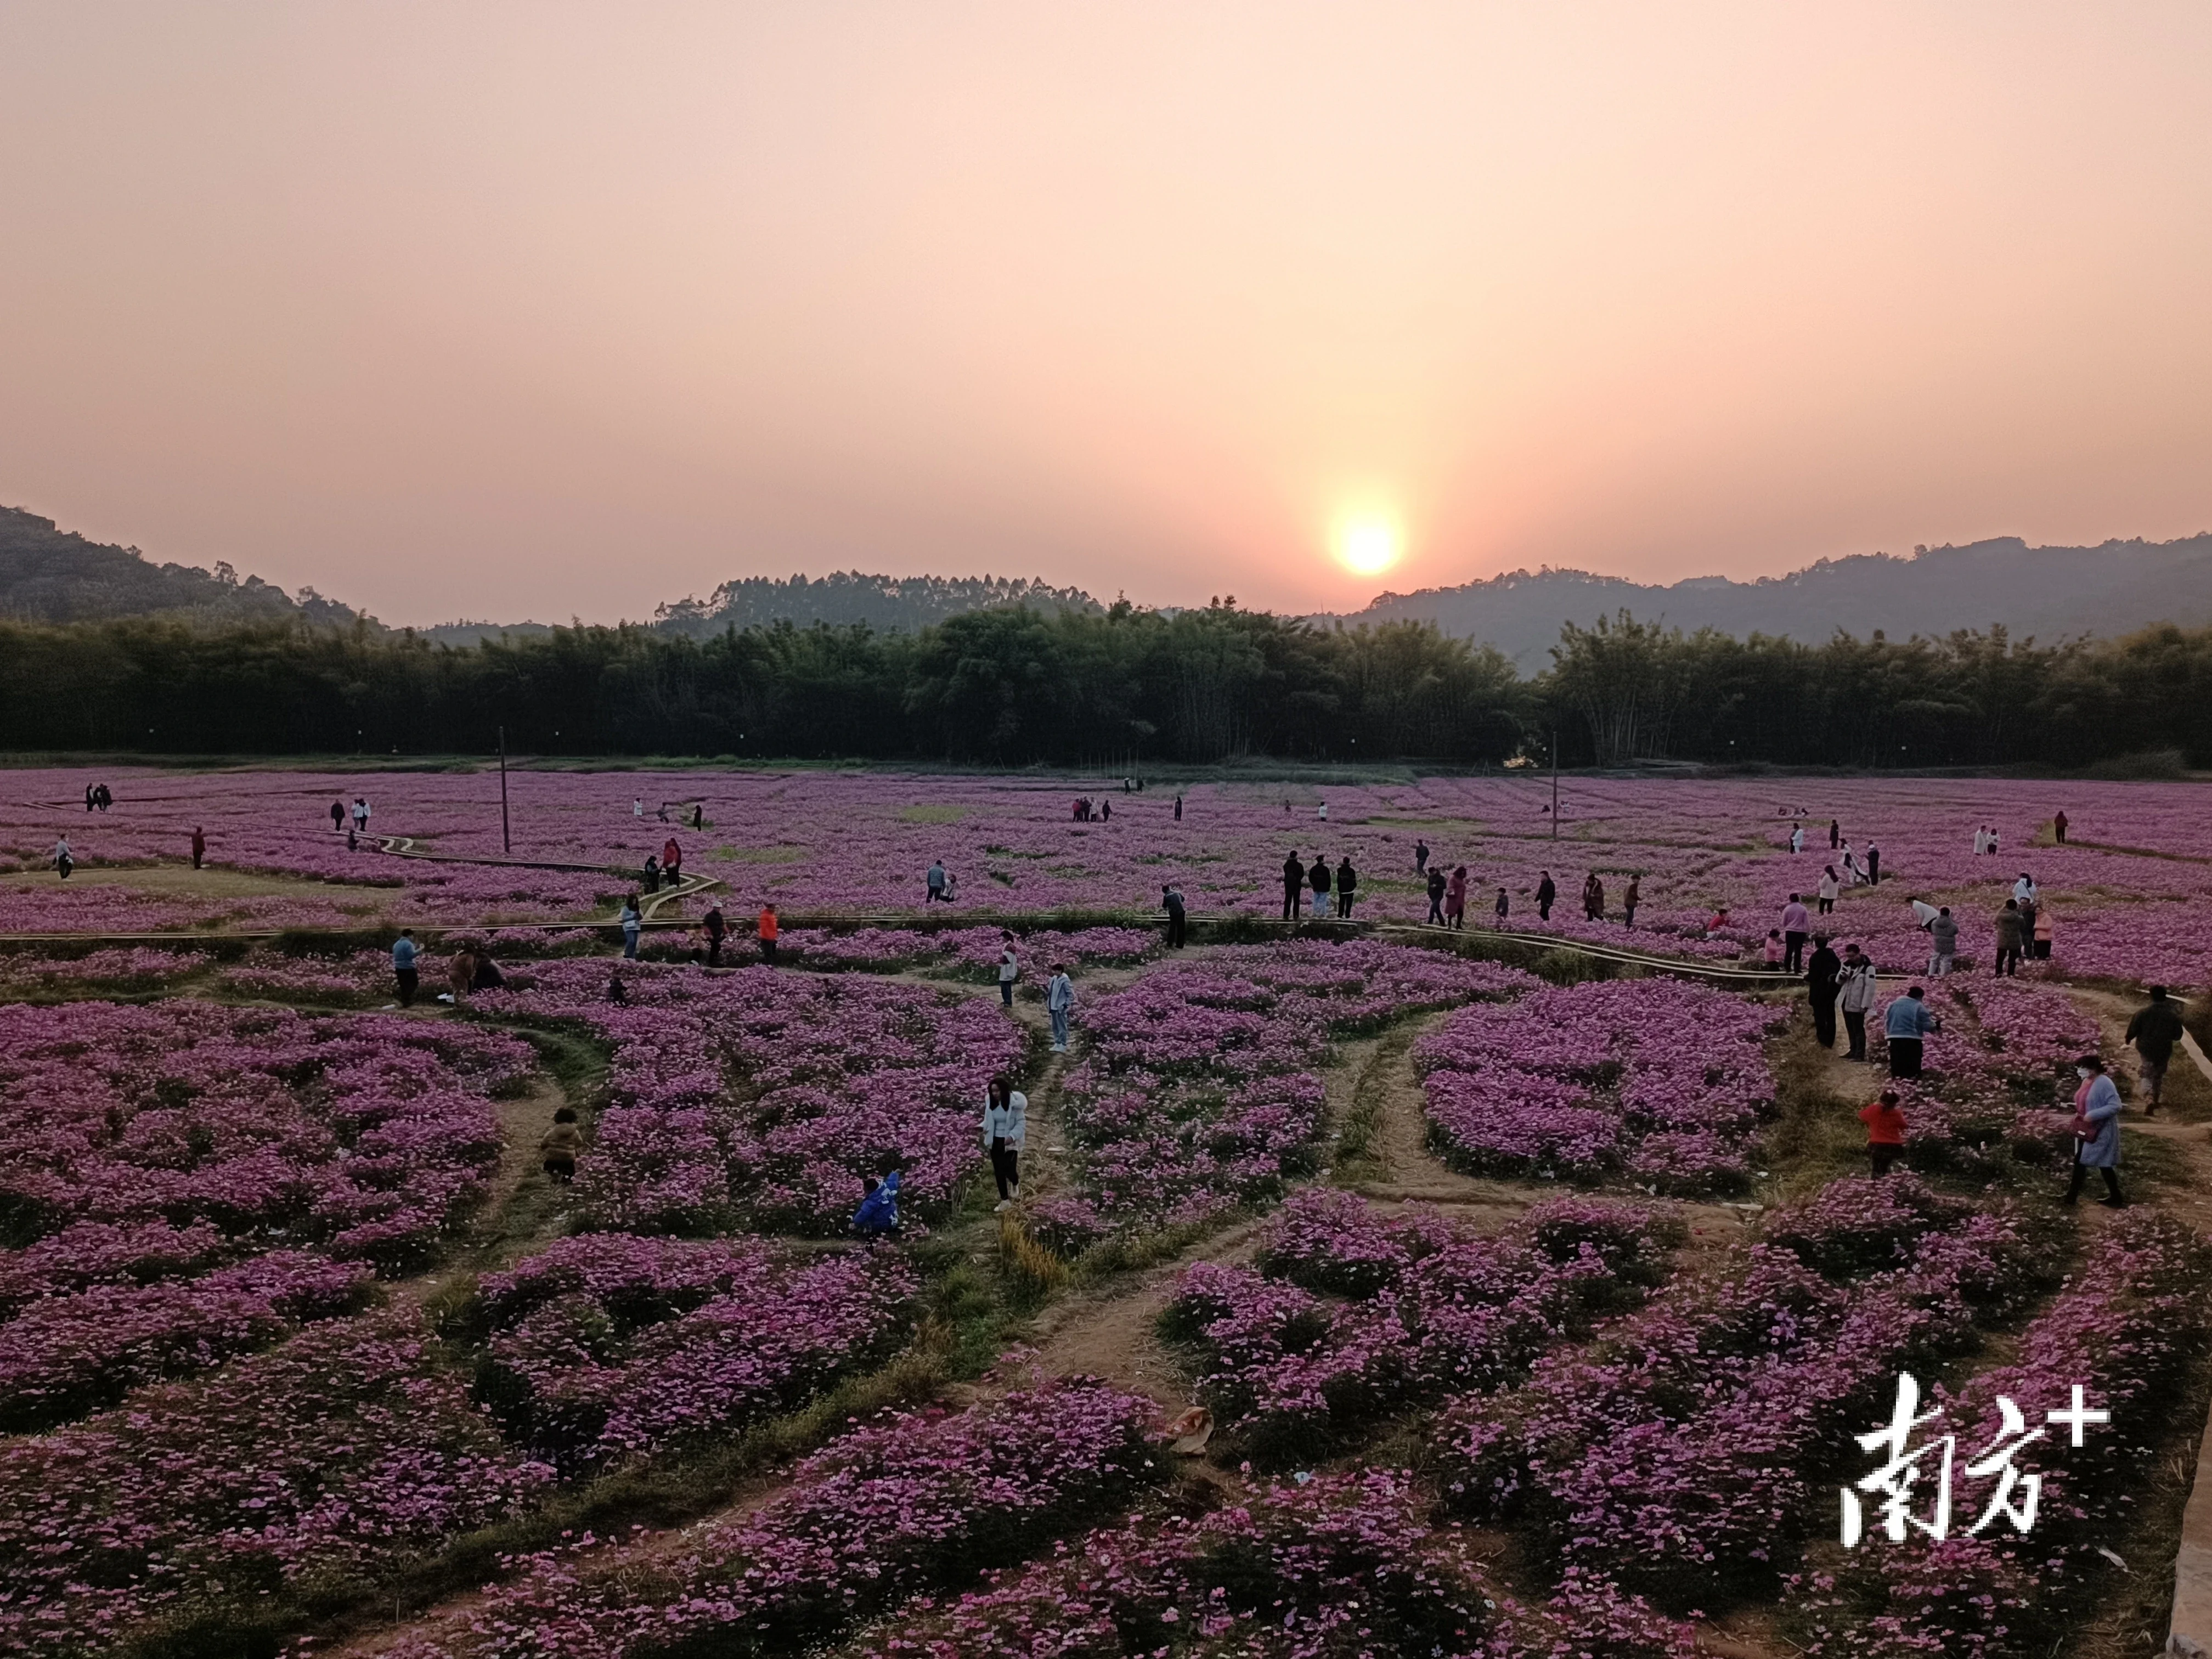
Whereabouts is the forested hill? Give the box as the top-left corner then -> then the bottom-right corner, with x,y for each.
654,571 -> 1101,635
1333,535 -> 2212,669
0,507 -> 360,626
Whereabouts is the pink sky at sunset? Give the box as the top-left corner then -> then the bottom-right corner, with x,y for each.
2,2 -> 2209,627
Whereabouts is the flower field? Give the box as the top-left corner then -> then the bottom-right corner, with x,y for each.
1,765 -> 2209,1659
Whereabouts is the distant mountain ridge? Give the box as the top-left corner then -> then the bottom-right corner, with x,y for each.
0,506 -> 359,627
1324,534 -> 2212,669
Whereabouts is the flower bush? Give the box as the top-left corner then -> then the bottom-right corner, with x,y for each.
470,1232 -> 915,1468
1418,977 -> 1784,1194
382,1375 -> 1163,1659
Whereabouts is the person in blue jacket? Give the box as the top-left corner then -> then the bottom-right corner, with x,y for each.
853,1169 -> 901,1235
1883,986 -> 1940,1079
2064,1055 -> 2126,1207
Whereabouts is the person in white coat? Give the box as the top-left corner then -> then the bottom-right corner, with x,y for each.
983,1075 -> 1027,1210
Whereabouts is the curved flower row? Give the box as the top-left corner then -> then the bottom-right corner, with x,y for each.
1163,1190 -> 1681,1463
780,924 -> 1160,976
1041,943 -> 1536,1244
1433,1175 -> 2055,1606
470,1232 -> 916,1470
472,960 -> 1024,1234
1417,977 -> 1784,1194
382,1375 -> 1163,1659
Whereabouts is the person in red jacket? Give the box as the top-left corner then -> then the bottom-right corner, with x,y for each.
1860,1090 -> 1906,1176
757,902 -> 778,964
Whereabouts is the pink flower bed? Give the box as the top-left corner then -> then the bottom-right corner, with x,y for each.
1434,1175 -> 2053,1606
1418,977 -> 1784,1194
1788,1209 -> 2212,1658
1163,1190 -> 1680,1463
0,945 -> 210,991
472,960 -> 1025,1233
781,924 -> 1159,975
856,1468 -> 1697,1659
1042,943 -> 1537,1242
471,1233 -> 915,1469
382,1375 -> 1163,1659
0,1312 -> 555,1658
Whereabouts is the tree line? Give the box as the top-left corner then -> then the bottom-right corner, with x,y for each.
1,601 -> 2207,769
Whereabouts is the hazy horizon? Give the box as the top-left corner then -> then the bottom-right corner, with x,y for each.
4,2 -> 2211,628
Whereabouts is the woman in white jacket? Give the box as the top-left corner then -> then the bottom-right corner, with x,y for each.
982,1075 -> 1027,1211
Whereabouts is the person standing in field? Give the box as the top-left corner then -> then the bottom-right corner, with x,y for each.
190,826 -> 206,870
1816,866 -> 1840,916
2053,809 -> 2068,844
1173,794 -> 1183,821
642,854 -> 661,895
1308,855 -> 1331,912
1992,899 -> 2025,978
1807,934 -> 1841,1049
539,1107 -> 583,1184
998,932 -> 1021,1003
1860,1090 -> 1907,1176
702,902 -> 726,967
1046,963 -> 1075,1053
392,929 -> 419,1007
2033,907 -> 2054,960
1414,839 -> 1430,874
1974,825 -> 1988,855
1790,824 -> 1805,854
1493,885 -> 1509,924
1282,852 -> 1305,921
619,895 -> 642,960
2064,1055 -> 2125,1207
1830,819 -> 1840,849
1163,884 -> 1187,949
52,836 -> 72,879
84,783 -> 94,812
757,902 -> 778,964
1927,906 -> 1958,978
927,860 -> 949,902
1536,871 -> 1556,921
2126,985 -> 2186,1115
1986,826 -> 2000,858
983,1075 -> 1026,1211
634,798 -> 644,818
1838,944 -> 1877,1060
1883,985 -> 1940,1079
662,838 -> 682,882
331,800 -> 346,832
2012,873 -> 2038,944
1780,893 -> 1810,973
448,945 -> 476,1004
1426,865 -> 1448,925
1434,862 -> 1462,927
1583,872 -> 1605,922
1622,873 -> 1640,928
1334,856 -> 1357,919
1866,839 -> 1881,886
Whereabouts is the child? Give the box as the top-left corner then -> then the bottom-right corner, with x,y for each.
1763,929 -> 1785,965
853,1169 -> 901,1236
539,1107 -> 583,1183
1859,1090 -> 1906,1176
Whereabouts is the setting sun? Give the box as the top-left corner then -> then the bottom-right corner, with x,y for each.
1334,516 -> 1403,579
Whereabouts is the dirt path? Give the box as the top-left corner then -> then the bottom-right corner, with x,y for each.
1335,1011 -> 1530,1209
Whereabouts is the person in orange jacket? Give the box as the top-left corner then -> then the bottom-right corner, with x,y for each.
758,901 -> 778,964
1860,1089 -> 1906,1176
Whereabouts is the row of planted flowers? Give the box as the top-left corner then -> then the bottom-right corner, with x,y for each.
1033,941 -> 1538,1250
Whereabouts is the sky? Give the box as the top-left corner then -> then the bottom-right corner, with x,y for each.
2,3 -> 2210,627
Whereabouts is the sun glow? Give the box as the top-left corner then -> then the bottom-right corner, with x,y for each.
1334,515 -> 1403,578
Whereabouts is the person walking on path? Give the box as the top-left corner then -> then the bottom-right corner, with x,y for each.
998,933 -> 1021,1003
1443,865 -> 1467,929
1884,985 -> 1940,1079
1866,840 -> 1881,886
1414,839 -> 1430,874
1926,907 -> 1958,977
702,902 -> 726,967
927,860 -> 949,903
757,902 -> 779,963
1334,856 -> 1357,919
1780,894 -> 1810,973
619,895 -> 642,960
1860,1090 -> 1907,1176
2053,809 -> 2069,844
983,1076 -> 1027,1211
2064,1056 -> 2126,1207
1173,794 -> 1183,821
190,826 -> 206,870
1162,885 -> 1187,949
1807,935 -> 1841,1049
1992,900 -> 2025,977
1817,867 -> 1839,915
642,855 -> 661,895
539,1107 -> 583,1184
2126,986 -> 2186,1114
392,930 -> 420,1007
330,800 -> 346,832
1308,855 -> 1332,912
448,946 -> 476,1004
52,836 -> 72,879
1282,853 -> 1305,921
1046,963 -> 1075,1052
662,838 -> 682,881
1838,944 -> 1877,1060
1536,871 -> 1556,921
1583,872 -> 1605,923
1622,874 -> 1640,929
1426,866 -> 1448,925
353,797 -> 371,834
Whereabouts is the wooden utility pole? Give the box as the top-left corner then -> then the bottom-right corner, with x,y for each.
498,726 -> 511,853
1550,728 -> 1560,840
